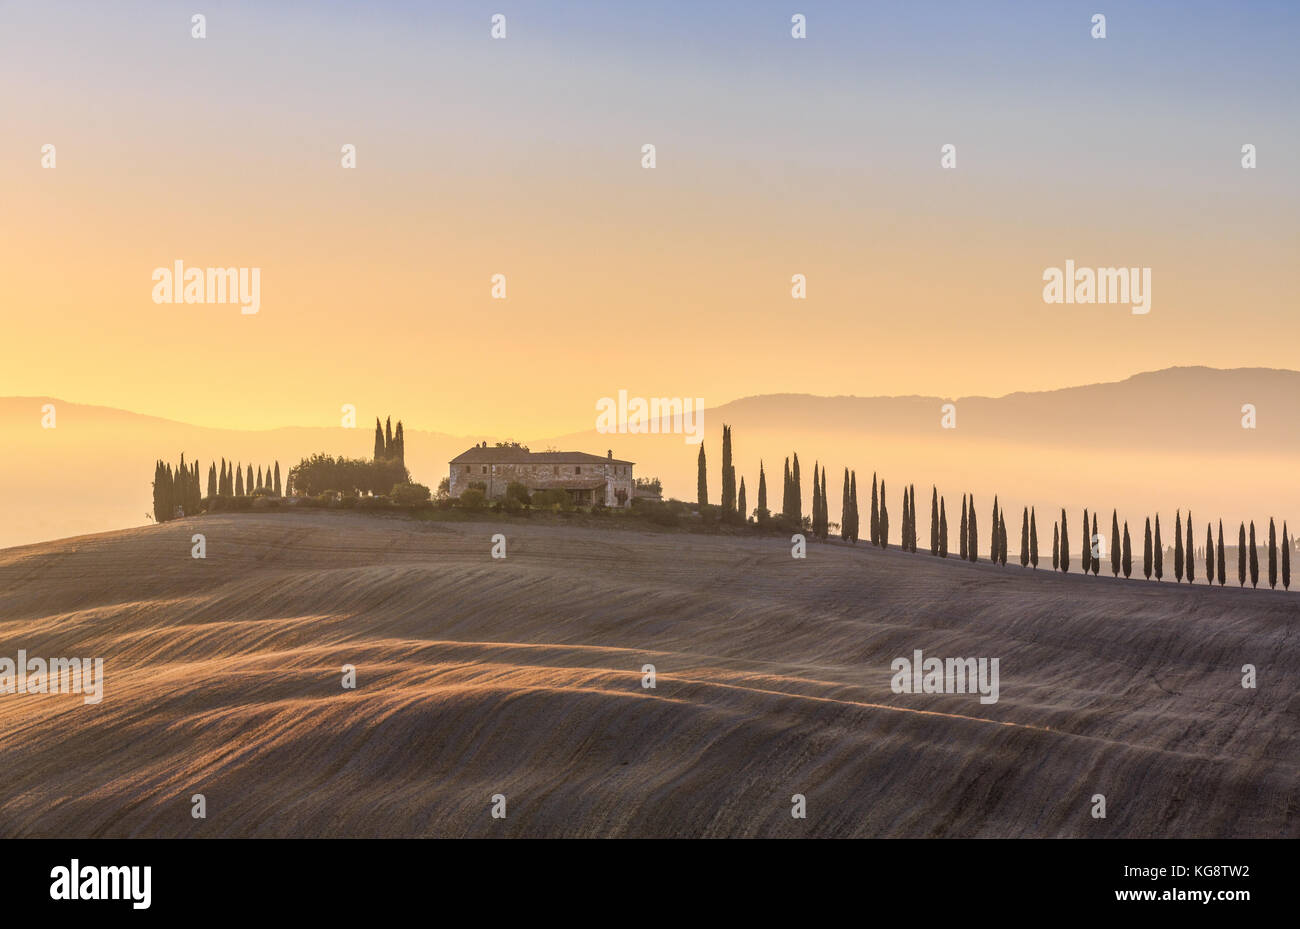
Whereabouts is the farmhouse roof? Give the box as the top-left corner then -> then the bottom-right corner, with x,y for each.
450,446 -> 634,466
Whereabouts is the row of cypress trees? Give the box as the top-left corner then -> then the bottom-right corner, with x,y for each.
212,459 -> 282,498
691,433 -> 1294,591
373,417 -> 406,470
1047,508 -> 1292,590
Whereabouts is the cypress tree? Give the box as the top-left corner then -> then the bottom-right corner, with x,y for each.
1122,521 -> 1132,578
1268,518 -> 1277,589
1081,508 -> 1091,575
257,465 -> 263,491
274,461 -> 282,497
1052,522 -> 1059,570
870,472 -> 879,544
1110,510 -> 1120,577
990,496 -> 999,562
721,425 -> 735,514
792,454 -> 802,525
394,421 -> 405,470
879,481 -> 889,550
235,462 -> 244,496
1186,512 -> 1195,583
1205,523 -> 1214,586
757,461 -> 768,518
1282,522 -> 1291,591
697,444 -> 708,507
1020,507 -> 1029,567
931,488 -> 940,555
1090,512 -> 1099,575
1143,518 -> 1152,579
1059,509 -> 1069,573
999,509 -> 1008,565
1238,523 -> 1246,587
385,416 -> 393,456
848,471 -> 859,543
959,494 -> 968,560
246,464 -> 253,495
1154,515 -> 1163,581
967,496 -> 977,563
374,418 -> 384,460
207,463 -> 217,499
1249,521 -> 1259,588
939,497 -> 948,557
842,469 -> 852,541
1218,521 -> 1226,587
152,461 -> 163,522
901,485 -> 910,551
811,462 -> 821,535
1030,507 -> 1039,568
1174,511 -> 1184,582
738,477 -> 747,523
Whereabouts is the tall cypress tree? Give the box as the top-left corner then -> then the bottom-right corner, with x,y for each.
1122,521 -> 1132,578
900,482 -> 909,550
967,495 -> 977,563
697,444 -> 708,507
999,509 -> 1008,565
879,481 -> 889,550
811,462 -> 821,535
1186,511 -> 1195,583
257,465 -> 263,491
1237,523 -> 1246,587
848,471 -> 859,543
1060,509 -> 1069,573
1052,522 -> 1059,570
959,494 -> 968,560
931,488 -> 940,556
385,416 -> 393,456
374,418 -> 385,460
1268,518 -> 1277,589
1110,510 -> 1120,577
207,463 -> 217,499
1218,521 -> 1227,587
721,425 -> 735,514
990,496 -> 1000,562
1154,515 -> 1163,581
246,464 -> 253,495
235,462 -> 244,496
842,469 -> 852,541
1282,522 -> 1291,591
1143,518 -> 1152,579
394,421 -> 405,470
738,477 -> 747,523
757,460 -> 768,519
1249,521 -> 1259,588
1174,511 -> 1184,582
870,472 -> 879,544
791,454 -> 802,525
939,497 -> 948,557
1020,507 -> 1029,567
1030,507 -> 1039,568
274,461 -> 282,497
821,468 -> 829,541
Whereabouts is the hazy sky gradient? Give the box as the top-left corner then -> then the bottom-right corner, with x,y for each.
2,1 -> 1296,435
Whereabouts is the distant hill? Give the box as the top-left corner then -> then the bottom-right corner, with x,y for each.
2,366 -> 1297,549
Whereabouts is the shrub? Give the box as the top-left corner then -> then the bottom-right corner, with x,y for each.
391,482 -> 432,506
505,482 -> 531,505
359,494 -> 391,509
531,489 -> 570,509
459,489 -> 487,510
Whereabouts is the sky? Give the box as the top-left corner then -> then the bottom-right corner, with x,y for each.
1,0 -> 1297,437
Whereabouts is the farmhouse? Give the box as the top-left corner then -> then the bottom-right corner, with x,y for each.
449,444 -> 635,508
